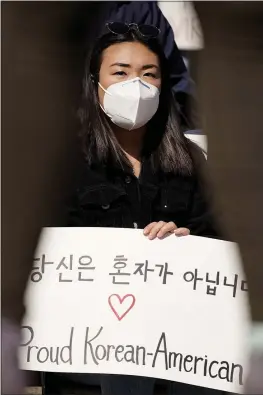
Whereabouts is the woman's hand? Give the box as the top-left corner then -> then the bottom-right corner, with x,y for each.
143,221 -> 190,240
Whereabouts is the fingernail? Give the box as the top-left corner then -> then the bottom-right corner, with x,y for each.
148,234 -> 154,240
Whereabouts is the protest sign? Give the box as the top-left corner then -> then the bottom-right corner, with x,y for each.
19,228 -> 250,393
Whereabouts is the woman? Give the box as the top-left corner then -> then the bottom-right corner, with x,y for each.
46,22 -> 221,395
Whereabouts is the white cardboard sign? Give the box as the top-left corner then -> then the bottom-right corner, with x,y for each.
19,228 -> 250,393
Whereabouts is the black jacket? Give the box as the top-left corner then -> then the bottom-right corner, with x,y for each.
68,146 -> 220,239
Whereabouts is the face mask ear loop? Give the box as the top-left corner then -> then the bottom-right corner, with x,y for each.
99,103 -> 107,115
98,82 -> 112,96
98,83 -> 114,115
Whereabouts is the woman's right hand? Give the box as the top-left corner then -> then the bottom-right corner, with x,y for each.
143,221 -> 190,240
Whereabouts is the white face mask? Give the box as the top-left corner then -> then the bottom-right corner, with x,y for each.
99,77 -> 160,131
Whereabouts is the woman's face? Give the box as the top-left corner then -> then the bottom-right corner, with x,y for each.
98,41 -> 161,106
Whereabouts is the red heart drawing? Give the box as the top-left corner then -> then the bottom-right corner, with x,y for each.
108,294 -> 136,321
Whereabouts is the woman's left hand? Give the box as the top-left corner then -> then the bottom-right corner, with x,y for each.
143,221 -> 190,240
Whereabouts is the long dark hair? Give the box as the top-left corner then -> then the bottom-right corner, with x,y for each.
79,28 -> 194,175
